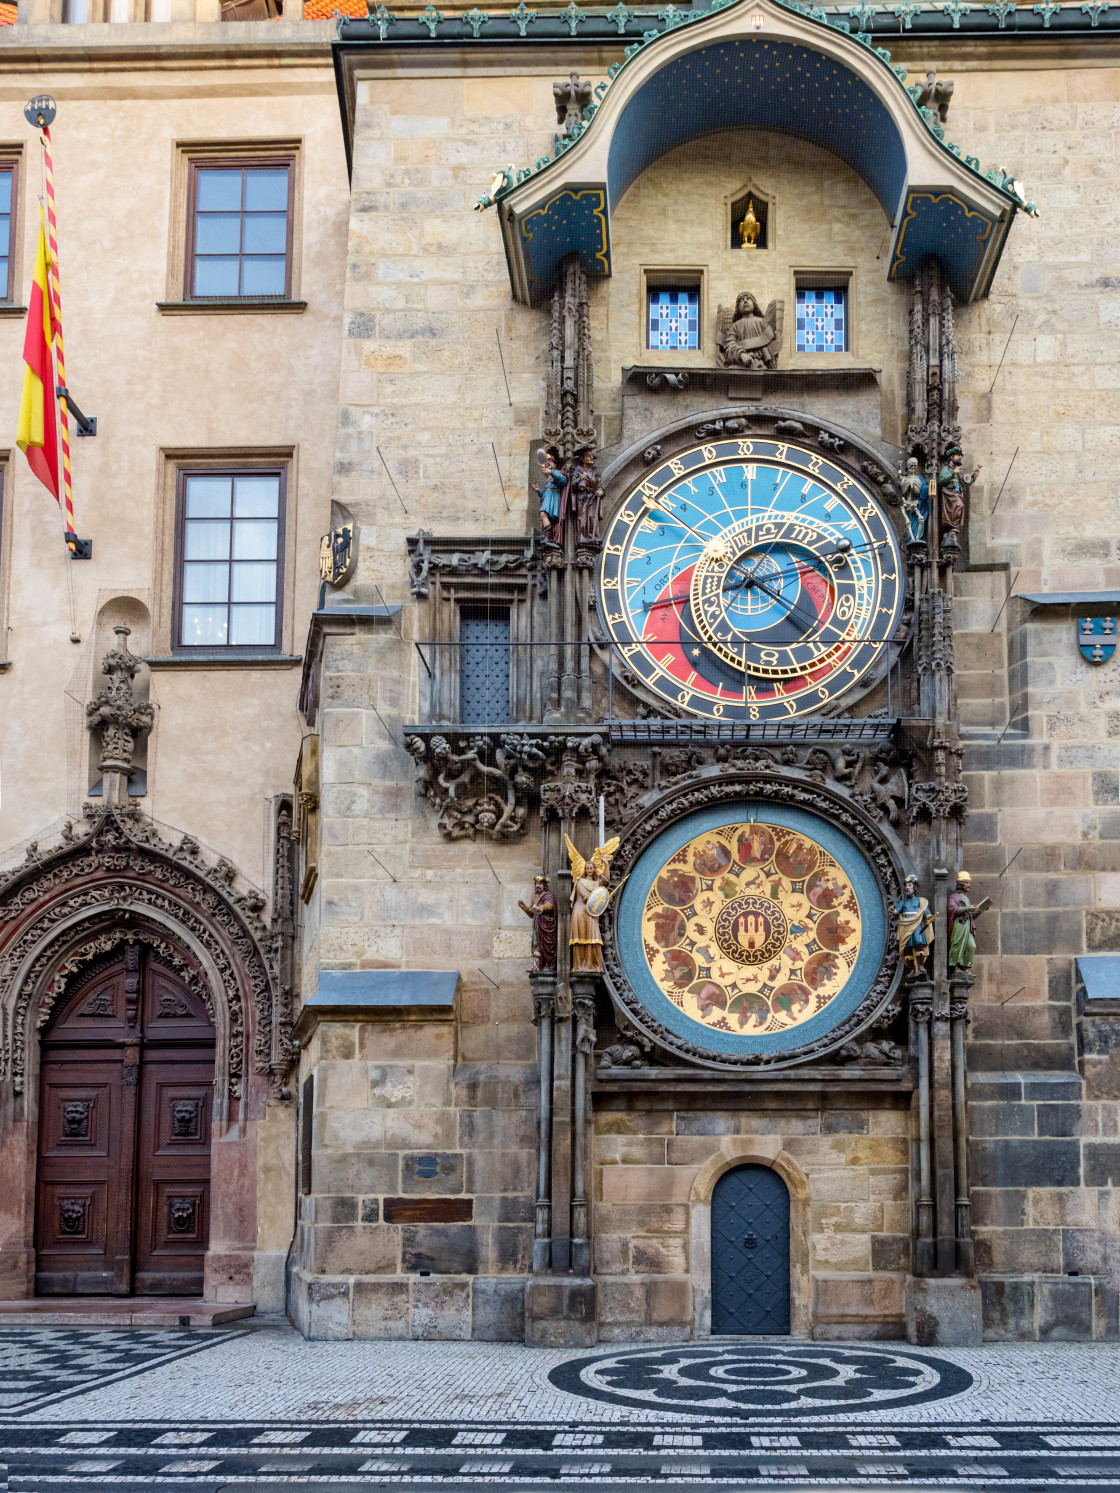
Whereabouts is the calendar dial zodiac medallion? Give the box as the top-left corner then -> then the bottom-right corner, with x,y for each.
598,437 -> 903,722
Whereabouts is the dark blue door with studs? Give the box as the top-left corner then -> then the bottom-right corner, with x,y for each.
711,1163 -> 790,1334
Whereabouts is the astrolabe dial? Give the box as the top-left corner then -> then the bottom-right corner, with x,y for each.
598,436 -> 903,722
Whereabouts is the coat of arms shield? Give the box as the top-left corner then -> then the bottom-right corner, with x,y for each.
1078,616 -> 1116,665
318,524 -> 356,588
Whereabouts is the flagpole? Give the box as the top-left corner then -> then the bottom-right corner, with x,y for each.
37,127 -> 76,555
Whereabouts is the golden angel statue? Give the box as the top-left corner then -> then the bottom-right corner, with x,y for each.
565,833 -> 620,974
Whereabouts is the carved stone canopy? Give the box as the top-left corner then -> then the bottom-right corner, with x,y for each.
406,531 -> 540,601
85,624 -> 154,805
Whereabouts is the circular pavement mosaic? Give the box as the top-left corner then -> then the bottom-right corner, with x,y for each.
549,1344 -> 973,1419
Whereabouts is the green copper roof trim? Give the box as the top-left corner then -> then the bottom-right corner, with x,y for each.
338,0 -> 1120,41
469,0 -> 1026,216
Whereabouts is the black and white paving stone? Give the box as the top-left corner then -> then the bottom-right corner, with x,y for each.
0,1326 -> 1118,1491
0,1329 -> 253,1413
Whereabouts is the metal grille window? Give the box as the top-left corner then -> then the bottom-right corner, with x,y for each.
176,469 -> 284,649
459,608 -> 511,725
0,168 -> 15,301
187,162 -> 293,299
648,287 -> 699,350
796,287 -> 847,352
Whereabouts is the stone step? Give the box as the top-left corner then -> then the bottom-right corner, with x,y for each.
0,1297 -> 255,1328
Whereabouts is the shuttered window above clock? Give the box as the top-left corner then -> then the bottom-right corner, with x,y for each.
795,287 -> 847,353
648,286 -> 699,351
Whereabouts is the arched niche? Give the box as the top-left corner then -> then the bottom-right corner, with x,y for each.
493,0 -> 1019,304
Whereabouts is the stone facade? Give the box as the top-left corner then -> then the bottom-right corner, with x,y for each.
292,11 -> 1120,1345
0,17 -> 345,1311
0,0 -> 1117,1345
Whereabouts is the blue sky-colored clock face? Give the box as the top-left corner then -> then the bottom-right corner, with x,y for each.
598,437 -> 903,722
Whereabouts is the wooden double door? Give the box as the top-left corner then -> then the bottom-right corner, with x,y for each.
36,946 -> 215,1296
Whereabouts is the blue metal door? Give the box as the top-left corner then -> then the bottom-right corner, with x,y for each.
711,1163 -> 790,1334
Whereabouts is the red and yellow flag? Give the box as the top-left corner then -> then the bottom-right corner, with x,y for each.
16,210 -> 60,502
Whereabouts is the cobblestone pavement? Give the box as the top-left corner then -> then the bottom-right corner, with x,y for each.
0,1322 -> 1118,1491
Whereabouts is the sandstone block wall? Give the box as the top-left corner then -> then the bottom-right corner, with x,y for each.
292,1011 -> 537,1339
602,127 -> 906,453
592,1098 -> 912,1341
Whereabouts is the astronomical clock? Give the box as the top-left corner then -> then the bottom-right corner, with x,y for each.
595,422 -> 907,1070
598,436 -> 903,723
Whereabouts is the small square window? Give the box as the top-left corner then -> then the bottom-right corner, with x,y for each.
795,287 -> 847,353
647,286 -> 699,351
174,468 -> 285,650
186,161 -> 293,301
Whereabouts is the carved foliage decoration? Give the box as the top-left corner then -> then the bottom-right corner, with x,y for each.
599,739 -> 910,836
406,731 -> 607,840
0,807 -> 287,1100
600,770 -> 905,1071
406,531 -> 540,600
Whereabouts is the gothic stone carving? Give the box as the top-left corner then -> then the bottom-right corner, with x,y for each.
598,741 -> 910,837
716,293 -> 783,369
407,732 -> 608,840
839,1038 -> 904,1066
407,733 -> 532,840
85,624 -> 154,800
554,71 -> 592,134
600,771 -> 904,1072
406,531 -> 538,600
0,807 -> 284,1100
915,69 -> 954,122
908,778 -> 969,823
544,254 -> 595,465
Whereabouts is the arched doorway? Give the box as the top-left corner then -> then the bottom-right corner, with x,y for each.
35,945 -> 215,1296
711,1163 -> 790,1334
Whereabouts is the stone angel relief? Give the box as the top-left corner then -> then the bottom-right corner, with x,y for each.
565,833 -> 621,975
716,291 -> 784,370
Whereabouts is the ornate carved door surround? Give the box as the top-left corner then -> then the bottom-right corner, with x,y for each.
36,946 -> 215,1296
0,805 -> 295,1305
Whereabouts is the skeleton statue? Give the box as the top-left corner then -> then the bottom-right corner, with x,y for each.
899,456 -> 930,546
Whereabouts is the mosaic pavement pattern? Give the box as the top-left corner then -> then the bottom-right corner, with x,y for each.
0,1328 -> 245,1412
0,1327 -> 1117,1490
